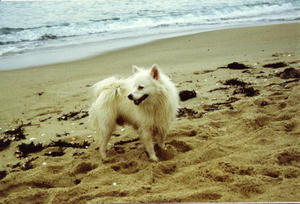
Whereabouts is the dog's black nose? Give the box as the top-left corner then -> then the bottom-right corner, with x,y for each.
128,94 -> 133,100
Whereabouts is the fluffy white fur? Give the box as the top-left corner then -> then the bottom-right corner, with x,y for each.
89,65 -> 178,161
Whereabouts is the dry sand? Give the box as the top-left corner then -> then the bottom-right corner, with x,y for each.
0,23 -> 300,203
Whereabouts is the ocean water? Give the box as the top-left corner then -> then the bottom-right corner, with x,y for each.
0,0 -> 299,70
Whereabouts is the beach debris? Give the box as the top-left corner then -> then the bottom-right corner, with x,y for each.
220,62 -> 250,70
177,107 -> 204,118
203,97 -> 240,112
0,137 -> 11,151
57,110 -> 89,121
266,79 -> 299,87
73,151 -> 85,157
20,157 -> 38,170
223,78 -> 259,97
39,116 -> 51,122
202,69 -> 216,74
233,86 -> 259,97
223,78 -> 248,87
114,138 -> 139,146
4,124 -> 26,141
48,139 -> 90,149
42,162 -> 47,166
242,70 -> 251,74
202,104 -> 220,112
44,149 -> 65,157
0,170 -> 7,180
114,146 -> 125,154
188,130 -> 197,137
15,139 -> 90,158
263,62 -> 288,68
37,91 -> 44,96
209,87 -> 229,92
179,90 -> 197,101
112,182 -> 117,186
275,68 -> 300,79
56,132 -> 70,137
15,142 -> 44,158
74,179 -> 81,185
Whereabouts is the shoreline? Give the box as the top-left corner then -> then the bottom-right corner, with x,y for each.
0,22 -> 299,71
0,22 -> 299,202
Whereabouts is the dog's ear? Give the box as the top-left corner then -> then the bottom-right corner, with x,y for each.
132,65 -> 141,73
150,64 -> 159,80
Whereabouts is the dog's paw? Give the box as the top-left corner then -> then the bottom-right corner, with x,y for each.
100,151 -> 108,161
149,155 -> 159,162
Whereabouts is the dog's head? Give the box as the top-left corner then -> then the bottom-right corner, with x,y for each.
128,64 -> 160,106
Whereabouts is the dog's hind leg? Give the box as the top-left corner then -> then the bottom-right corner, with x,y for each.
140,129 -> 158,161
95,118 -> 115,161
156,134 -> 166,150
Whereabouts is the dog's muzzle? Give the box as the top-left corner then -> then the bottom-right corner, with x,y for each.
128,94 -> 149,105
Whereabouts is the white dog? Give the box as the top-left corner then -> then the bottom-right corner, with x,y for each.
89,65 -> 178,161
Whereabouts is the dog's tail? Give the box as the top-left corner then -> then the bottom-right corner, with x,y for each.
91,76 -> 120,100
88,77 -> 121,129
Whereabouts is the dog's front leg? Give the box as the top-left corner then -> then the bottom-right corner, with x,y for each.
140,129 -> 158,161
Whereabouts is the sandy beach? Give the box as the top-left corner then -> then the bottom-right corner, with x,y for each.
0,23 -> 299,203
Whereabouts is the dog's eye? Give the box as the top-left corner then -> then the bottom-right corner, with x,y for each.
138,85 -> 144,90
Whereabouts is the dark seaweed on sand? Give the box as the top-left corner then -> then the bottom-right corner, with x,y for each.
223,78 -> 259,97
114,138 -> 139,146
220,62 -> 250,70
0,137 -> 11,151
266,79 -> 299,87
223,79 -> 248,87
48,140 -> 90,149
177,107 -> 204,118
44,150 -> 65,157
0,170 -> 7,180
209,87 -> 229,92
263,62 -> 287,68
276,68 -> 300,79
16,142 -> 44,158
4,124 -> 26,141
15,140 -> 90,158
57,110 -> 89,121
234,86 -> 259,97
179,90 -> 197,101
202,97 -> 240,112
